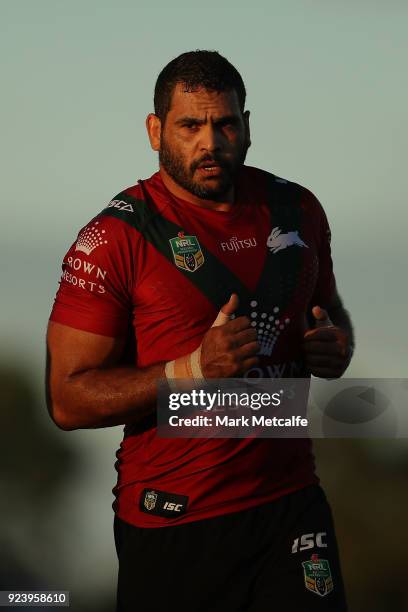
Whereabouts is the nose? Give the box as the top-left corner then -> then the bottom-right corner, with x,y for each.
199,124 -> 222,154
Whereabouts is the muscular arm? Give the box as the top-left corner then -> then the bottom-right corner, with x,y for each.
46,321 -> 164,431
46,296 -> 259,431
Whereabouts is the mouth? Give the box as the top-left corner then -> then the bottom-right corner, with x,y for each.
195,161 -> 224,177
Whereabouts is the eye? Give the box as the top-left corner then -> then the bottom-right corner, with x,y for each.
183,123 -> 199,131
217,119 -> 238,131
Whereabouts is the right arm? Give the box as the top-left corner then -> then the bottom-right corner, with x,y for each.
46,213 -> 165,431
46,296 -> 259,431
46,321 -> 165,430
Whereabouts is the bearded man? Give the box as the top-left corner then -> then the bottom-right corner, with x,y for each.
47,50 -> 353,611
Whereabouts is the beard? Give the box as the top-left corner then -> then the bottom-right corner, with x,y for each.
159,136 -> 249,200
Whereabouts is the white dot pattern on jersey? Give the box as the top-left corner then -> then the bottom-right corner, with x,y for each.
75,221 -> 108,255
249,301 -> 290,356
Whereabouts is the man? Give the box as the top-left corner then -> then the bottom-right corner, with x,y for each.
47,50 -> 354,611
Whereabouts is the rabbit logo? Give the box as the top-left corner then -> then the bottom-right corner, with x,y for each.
267,227 -> 309,254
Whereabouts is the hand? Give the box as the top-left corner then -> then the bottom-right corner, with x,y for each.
200,294 -> 260,378
302,306 -> 352,379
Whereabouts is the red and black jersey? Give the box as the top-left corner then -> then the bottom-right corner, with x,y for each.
50,165 -> 336,527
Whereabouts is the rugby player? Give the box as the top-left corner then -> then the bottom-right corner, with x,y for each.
46,50 -> 354,611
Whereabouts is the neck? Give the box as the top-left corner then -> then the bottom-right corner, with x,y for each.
159,165 -> 235,211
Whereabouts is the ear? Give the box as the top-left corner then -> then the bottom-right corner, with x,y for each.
243,110 -> 251,149
146,113 -> 161,151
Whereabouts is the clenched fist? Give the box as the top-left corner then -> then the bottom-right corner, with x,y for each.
200,294 -> 260,378
303,305 -> 352,379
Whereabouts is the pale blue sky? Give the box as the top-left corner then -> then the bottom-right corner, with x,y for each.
2,0 -> 407,377
1,0 -> 407,600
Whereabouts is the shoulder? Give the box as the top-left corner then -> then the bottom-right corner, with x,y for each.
62,183 -> 149,282
73,173 -> 161,250
242,165 -> 315,197
97,178 -> 156,231
242,165 -> 326,218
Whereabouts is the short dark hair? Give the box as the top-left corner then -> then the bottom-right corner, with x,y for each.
154,50 -> 246,123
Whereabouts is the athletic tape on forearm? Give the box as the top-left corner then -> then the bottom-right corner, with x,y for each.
165,345 -> 204,390
189,345 -> 203,381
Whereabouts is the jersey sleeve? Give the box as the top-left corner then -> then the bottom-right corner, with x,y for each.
49,214 -> 135,337
307,191 -> 337,309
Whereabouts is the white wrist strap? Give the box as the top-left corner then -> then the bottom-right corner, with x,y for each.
190,345 -> 204,381
165,344 -> 204,389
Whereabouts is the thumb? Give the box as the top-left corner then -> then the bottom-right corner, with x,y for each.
311,305 -> 334,328
212,293 -> 239,327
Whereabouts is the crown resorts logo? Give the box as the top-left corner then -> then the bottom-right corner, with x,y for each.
232,301 -> 291,357
75,222 -> 108,255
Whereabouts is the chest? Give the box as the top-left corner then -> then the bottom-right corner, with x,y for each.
132,202 -> 319,326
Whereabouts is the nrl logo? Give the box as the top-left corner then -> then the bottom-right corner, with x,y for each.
267,227 -> 308,254
302,554 -> 334,597
169,232 -> 204,273
143,490 -> 158,511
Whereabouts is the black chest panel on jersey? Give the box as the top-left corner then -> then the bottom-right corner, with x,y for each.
100,175 -> 305,322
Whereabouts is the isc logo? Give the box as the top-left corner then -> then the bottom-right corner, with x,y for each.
163,502 -> 183,512
292,532 -> 327,554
